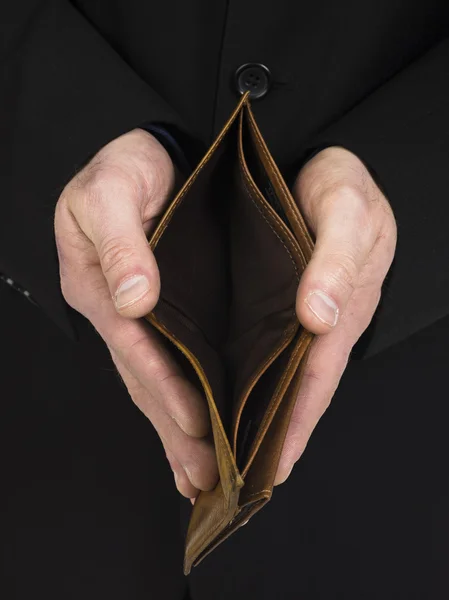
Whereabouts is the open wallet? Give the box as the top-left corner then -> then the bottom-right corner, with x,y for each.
144,92 -> 315,574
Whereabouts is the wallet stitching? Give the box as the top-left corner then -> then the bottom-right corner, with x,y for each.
238,147 -> 301,281
231,171 -> 299,455
256,335 -> 308,437
151,93 -> 251,249
236,165 -> 299,436
189,512 -> 234,569
187,495 -> 234,561
158,297 -> 217,350
147,316 -> 239,483
231,320 -> 297,455
233,123 -> 301,457
241,334 -> 309,477
191,497 -> 269,569
239,112 -> 308,271
246,110 -> 314,256
156,319 -> 242,487
246,111 -> 312,252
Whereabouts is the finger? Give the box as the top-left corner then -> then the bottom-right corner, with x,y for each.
295,185 -> 378,334
275,284 -> 381,485
109,348 -> 198,498
112,349 -> 200,496
106,316 -> 210,438
111,349 -> 218,492
70,177 -> 161,319
166,449 -> 198,499
58,194 -> 211,440
145,397 -> 218,492
274,329 -> 350,485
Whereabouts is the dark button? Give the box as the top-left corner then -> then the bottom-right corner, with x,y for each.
234,63 -> 271,100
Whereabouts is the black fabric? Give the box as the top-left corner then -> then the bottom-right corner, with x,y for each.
1,0 -> 449,357
2,273 -> 449,599
0,285 -> 187,600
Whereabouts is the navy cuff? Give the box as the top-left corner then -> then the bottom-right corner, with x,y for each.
140,123 -> 193,177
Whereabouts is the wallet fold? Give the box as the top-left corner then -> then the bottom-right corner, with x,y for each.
144,92 -> 314,574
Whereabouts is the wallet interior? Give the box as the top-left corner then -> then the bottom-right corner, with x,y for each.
145,94 -> 314,572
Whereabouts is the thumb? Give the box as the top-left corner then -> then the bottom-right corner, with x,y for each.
83,188 -> 161,319
295,185 -> 375,334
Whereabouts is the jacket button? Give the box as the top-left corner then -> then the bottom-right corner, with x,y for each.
234,63 -> 271,100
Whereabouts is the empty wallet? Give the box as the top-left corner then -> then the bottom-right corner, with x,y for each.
145,92 -> 315,574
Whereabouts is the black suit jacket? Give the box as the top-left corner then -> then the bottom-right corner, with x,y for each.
1,0 -> 449,358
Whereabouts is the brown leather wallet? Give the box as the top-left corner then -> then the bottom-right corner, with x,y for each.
145,92 -> 315,574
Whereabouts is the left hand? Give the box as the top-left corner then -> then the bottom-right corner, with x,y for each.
275,146 -> 397,484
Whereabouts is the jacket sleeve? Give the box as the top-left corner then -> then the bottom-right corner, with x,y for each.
0,1 -> 191,337
299,37 -> 449,358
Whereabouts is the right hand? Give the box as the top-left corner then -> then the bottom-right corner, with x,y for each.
54,129 -> 218,499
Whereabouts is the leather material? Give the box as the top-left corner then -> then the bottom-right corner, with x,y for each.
145,93 -> 314,574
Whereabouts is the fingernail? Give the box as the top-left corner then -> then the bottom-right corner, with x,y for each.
305,290 -> 339,327
115,275 -> 150,309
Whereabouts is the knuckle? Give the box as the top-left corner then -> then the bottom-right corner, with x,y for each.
145,356 -> 172,386
99,237 -> 137,276
72,155 -> 110,192
123,335 -> 150,369
83,178 -> 104,213
319,183 -> 374,238
75,164 -> 132,218
301,364 -> 322,387
80,158 -> 148,213
321,182 -> 366,211
124,336 -> 170,384
81,176 -> 118,224
339,185 -> 372,224
324,252 -> 359,294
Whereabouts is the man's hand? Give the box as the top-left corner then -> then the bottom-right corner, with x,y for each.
55,135 -> 395,496
275,146 -> 397,484
54,129 -> 217,498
